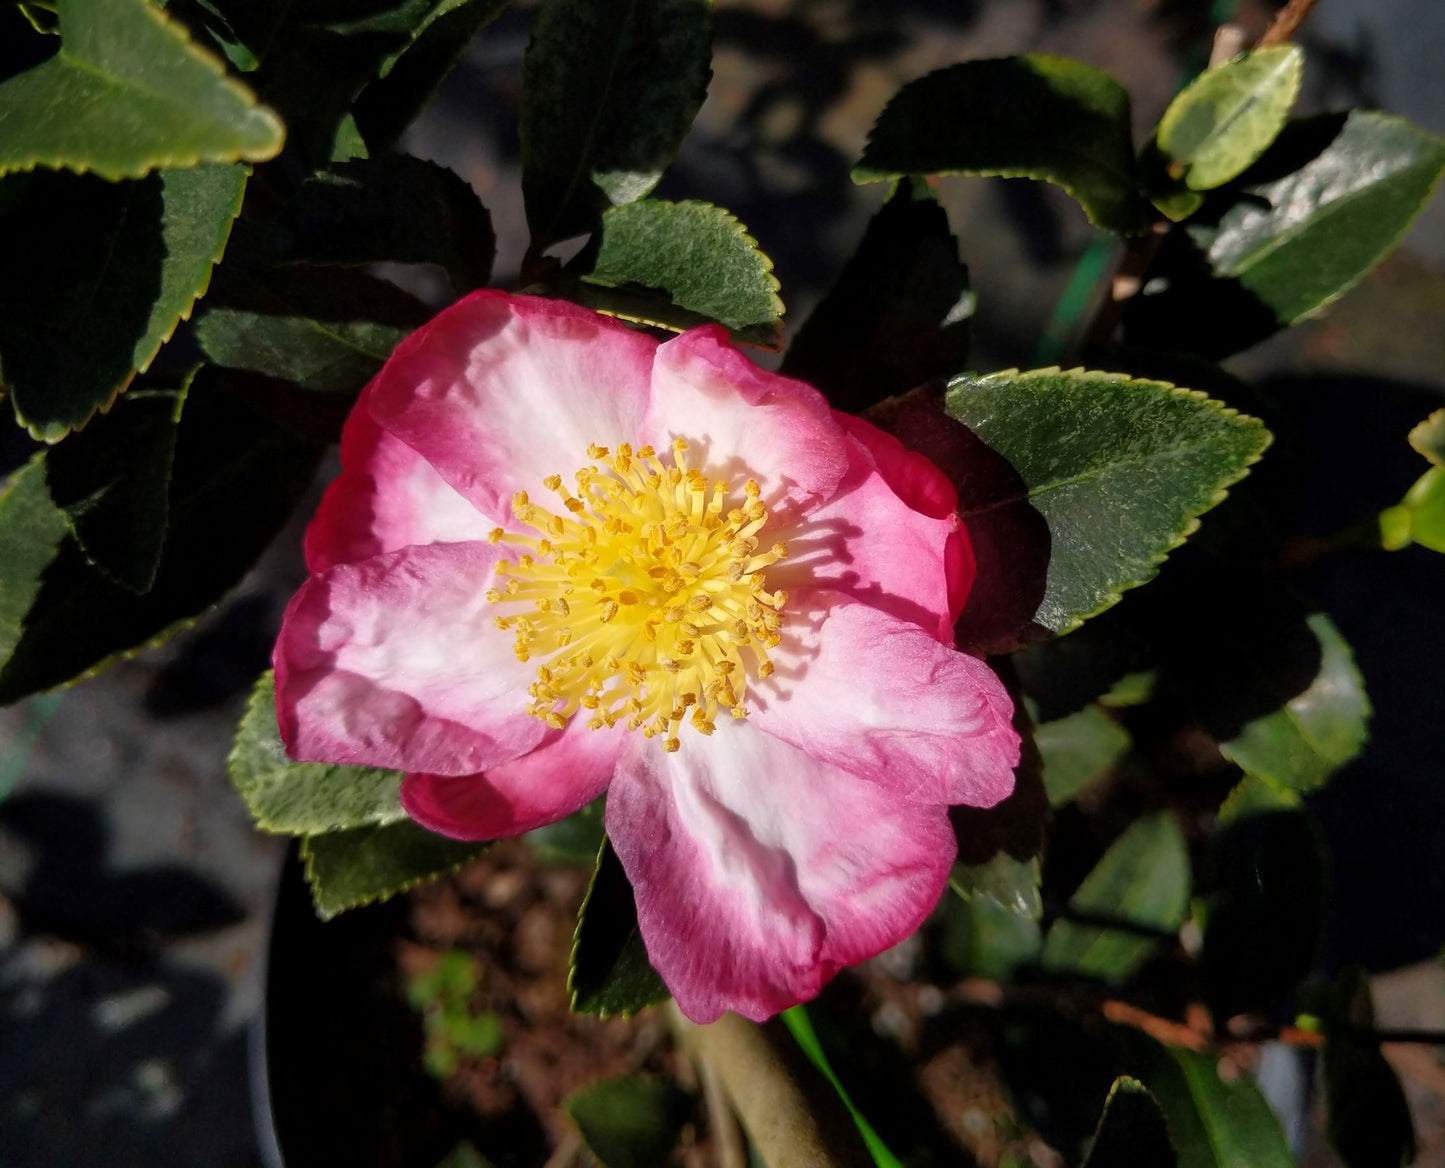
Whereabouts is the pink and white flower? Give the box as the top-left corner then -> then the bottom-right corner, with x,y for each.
274,291 -> 1019,1022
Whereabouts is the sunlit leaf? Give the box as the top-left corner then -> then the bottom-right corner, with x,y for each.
301,819 -> 485,920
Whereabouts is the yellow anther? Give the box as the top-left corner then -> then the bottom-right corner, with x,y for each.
488,527 -> 504,544
543,474 -> 562,491
687,595 -> 712,612
663,737 -> 681,753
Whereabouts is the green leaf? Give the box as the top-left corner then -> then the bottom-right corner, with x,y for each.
1083,1077 -> 1177,1168
44,384 -> 187,592
524,797 -> 606,865
1126,111 -> 1445,358
1216,613 -> 1369,793
853,55 -> 1150,235
280,155 -> 495,293
352,0 -> 512,153
228,671 -> 407,834
1034,704 -> 1131,806
0,367 -> 324,704
569,838 -> 669,1017
564,1075 -> 689,1168
1200,810 -> 1325,1019
951,853 -> 1042,919
575,199 -> 783,347
942,368 -> 1270,647
1409,408 -> 1445,466
433,1139 -> 493,1168
1134,1045 -> 1293,1168
1382,464 -> 1445,553
1154,46 -> 1303,192
0,0 -> 283,179
521,0 -> 712,249
301,818 -> 485,920
1324,970 -> 1417,1168
0,457 -> 72,668
1216,774 -> 1300,824
937,891 -> 1042,982
194,265 -> 428,393
781,178 -> 972,413
0,163 -> 248,440
16,3 -> 59,35
1043,811 -> 1189,984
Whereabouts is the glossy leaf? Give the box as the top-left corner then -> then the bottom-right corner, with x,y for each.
1043,812 -> 1189,984
570,838 -> 669,1017
228,671 -> 407,835
0,0 -> 283,179
577,199 -> 783,347
1034,704 -> 1131,806
45,384 -> 187,592
942,369 -> 1269,648
1155,46 -> 1302,192
1216,613 -> 1369,793
0,163 -> 247,440
1136,1045 -> 1293,1168
952,853 -> 1042,919
1083,1077 -> 1177,1168
1324,970 -> 1417,1168
1200,810 -> 1326,1019
853,55 -> 1150,235
194,265 -> 428,393
0,457 -> 72,669
280,155 -> 495,293
352,0 -> 512,153
521,0 -> 712,248
781,177 -> 971,413
301,819 -> 485,920
937,892 -> 1042,982
524,797 -> 606,865
1127,111 -> 1445,357
564,1075 -> 689,1168
1409,408 -> 1445,466
0,368 -> 325,704
1381,465 -> 1445,553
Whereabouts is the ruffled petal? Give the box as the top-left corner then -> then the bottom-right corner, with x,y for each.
606,724 -> 957,1023
400,723 -> 624,840
770,429 -> 960,643
751,590 -> 1019,807
365,291 -> 658,522
274,542 -> 546,776
305,402 -> 495,573
643,327 -> 850,524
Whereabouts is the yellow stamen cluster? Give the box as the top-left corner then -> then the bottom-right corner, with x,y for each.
486,439 -> 788,752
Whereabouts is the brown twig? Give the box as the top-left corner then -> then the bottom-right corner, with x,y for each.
1258,0 -> 1322,47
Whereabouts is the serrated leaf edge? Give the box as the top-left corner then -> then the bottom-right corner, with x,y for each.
299,831 -> 486,921
0,0 -> 285,181
947,365 -> 1273,637
566,836 -> 670,1020
1408,407 -> 1445,466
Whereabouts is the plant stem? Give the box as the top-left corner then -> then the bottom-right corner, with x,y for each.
1258,0 -> 1321,47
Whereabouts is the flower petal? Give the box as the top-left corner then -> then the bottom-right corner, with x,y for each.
771,429 -> 961,642
644,327 -> 849,523
400,723 -> 624,840
365,291 -> 658,521
606,724 -> 956,1023
751,590 -> 1019,807
274,542 -> 546,775
305,401 -> 495,573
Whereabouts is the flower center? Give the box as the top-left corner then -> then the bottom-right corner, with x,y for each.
486,439 -> 788,751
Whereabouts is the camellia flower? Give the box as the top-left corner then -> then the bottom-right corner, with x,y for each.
274,291 -> 1020,1022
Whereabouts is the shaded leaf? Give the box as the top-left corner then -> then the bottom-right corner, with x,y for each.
228,671 -> 407,834
45,384 -> 188,592
1216,774 -> 1300,824
301,818 -> 485,920
1216,612 -> 1369,793
940,369 -> 1269,649
280,154 -> 495,292
1127,111 -> 1445,358
1200,810 -> 1326,1019
353,0 -> 512,153
853,55 -> 1150,235
1153,46 -> 1302,193
575,199 -> 783,347
1409,408 -> 1445,466
952,853 -> 1042,919
1043,812 -> 1189,984
0,0 -> 282,178
521,0 -> 712,248
1034,704 -> 1131,806
570,838 -> 669,1017
1083,1077 -> 1177,1168
432,1140 -> 493,1168
781,177 -> 971,413
937,891 -> 1042,981
1133,1045 -> 1293,1168
564,1075 -> 689,1168
1324,970 -> 1416,1168
0,163 -> 247,440
0,457 -> 72,668
524,797 -> 605,865
0,367 -> 325,704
